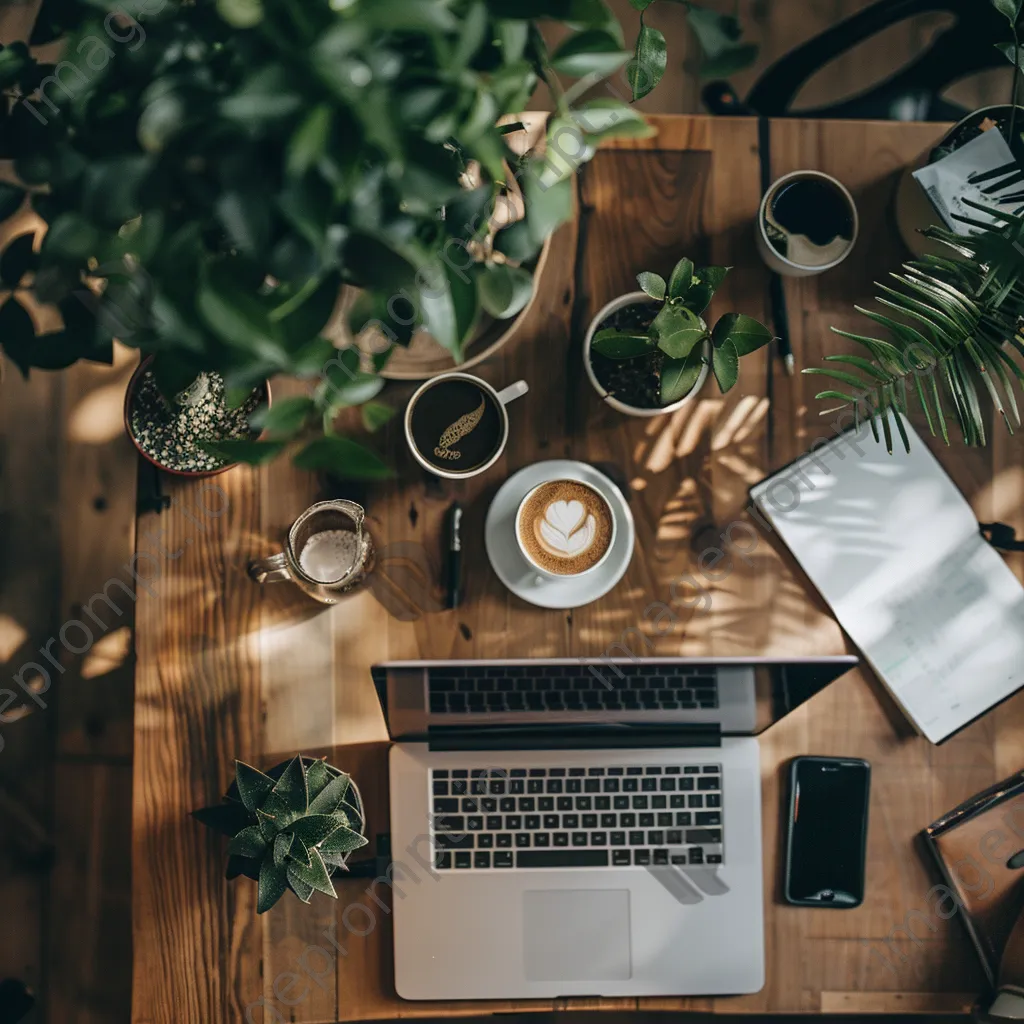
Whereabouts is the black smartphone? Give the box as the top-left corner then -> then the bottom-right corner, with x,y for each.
784,756 -> 870,908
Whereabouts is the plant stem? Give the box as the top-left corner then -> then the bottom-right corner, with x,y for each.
1008,29 -> 1020,151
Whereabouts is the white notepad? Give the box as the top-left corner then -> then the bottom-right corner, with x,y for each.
750,418 -> 1024,743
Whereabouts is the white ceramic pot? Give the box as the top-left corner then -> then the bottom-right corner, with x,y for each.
583,290 -> 710,418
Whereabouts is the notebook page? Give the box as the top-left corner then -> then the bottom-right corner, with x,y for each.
751,419 -> 1024,743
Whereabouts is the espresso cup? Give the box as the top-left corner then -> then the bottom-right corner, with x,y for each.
515,478 -> 617,583
756,170 -> 858,277
404,372 -> 528,479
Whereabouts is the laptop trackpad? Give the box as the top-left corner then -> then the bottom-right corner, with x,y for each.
522,890 -> 632,981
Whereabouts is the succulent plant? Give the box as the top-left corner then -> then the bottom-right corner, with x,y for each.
591,258 -> 773,406
194,755 -> 367,914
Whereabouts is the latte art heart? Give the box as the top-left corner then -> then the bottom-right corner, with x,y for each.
517,479 -> 615,577
537,500 -> 596,558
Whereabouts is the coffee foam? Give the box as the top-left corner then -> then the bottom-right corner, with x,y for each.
518,480 -> 613,575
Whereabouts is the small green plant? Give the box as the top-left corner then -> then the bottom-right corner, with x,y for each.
590,258 -> 773,407
194,755 -> 367,914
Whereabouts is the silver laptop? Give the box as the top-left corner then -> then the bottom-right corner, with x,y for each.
376,655 -> 857,1000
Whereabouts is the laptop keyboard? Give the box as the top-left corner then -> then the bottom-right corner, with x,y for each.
430,765 -> 723,870
427,664 -> 719,715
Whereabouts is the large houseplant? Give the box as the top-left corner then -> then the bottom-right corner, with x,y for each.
806,202 -> 1024,452
0,0 -> 654,478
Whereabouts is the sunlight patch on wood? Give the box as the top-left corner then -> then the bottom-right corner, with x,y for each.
68,373 -> 136,444
0,612 -> 28,661
674,398 -> 721,458
80,625 -> 132,679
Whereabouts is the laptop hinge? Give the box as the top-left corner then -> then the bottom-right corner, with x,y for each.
427,722 -> 721,752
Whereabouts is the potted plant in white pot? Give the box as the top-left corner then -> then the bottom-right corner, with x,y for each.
583,258 -> 773,416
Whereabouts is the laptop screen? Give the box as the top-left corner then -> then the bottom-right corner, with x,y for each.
373,657 -> 858,741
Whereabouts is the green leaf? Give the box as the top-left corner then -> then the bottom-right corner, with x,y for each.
628,0 -> 655,9
286,866 -> 315,903
287,847 -> 337,898
803,366 -> 872,390
303,760 -> 332,801
197,263 -> 285,365
217,0 -> 263,28
592,329 -> 656,359
250,396 -> 314,439
292,436 -> 394,480
823,354 -> 890,382
991,0 -> 1021,26
661,349 -> 705,404
997,41 -> 1024,72
317,348 -> 385,411
636,272 -> 666,301
0,232 -> 36,287
711,337 -> 739,392
273,832 -> 293,869
0,294 -> 38,378
288,835 -> 312,868
652,303 -> 707,359
484,0 -> 613,23
628,21 -> 667,101
477,262 -> 533,319
523,164 -> 574,246
551,29 -> 630,77
0,183 -> 25,223
220,66 -> 302,126
200,439 -> 286,465
255,807 -> 280,842
318,824 -> 369,861
43,213 -> 97,263
667,259 -> 694,300
711,312 -> 773,356
361,401 -> 395,433
307,772 -> 353,815
215,190 -> 270,258
342,233 -> 417,293
271,756 -> 308,816
272,271 -> 342,350
571,101 -> 653,149
257,858 -> 288,914
290,814 -> 347,849
419,255 -> 480,361
683,265 -> 729,314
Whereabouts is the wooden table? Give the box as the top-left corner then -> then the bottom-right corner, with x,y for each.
131,115 -> 1024,1023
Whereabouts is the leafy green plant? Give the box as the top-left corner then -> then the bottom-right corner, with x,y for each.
590,257 -> 773,406
0,0 -> 655,477
804,202 -> 1024,453
193,755 -> 367,914
626,1 -> 757,101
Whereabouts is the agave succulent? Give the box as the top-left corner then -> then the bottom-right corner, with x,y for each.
194,755 -> 368,914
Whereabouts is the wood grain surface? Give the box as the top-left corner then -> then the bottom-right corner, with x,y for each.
131,116 -> 1024,1023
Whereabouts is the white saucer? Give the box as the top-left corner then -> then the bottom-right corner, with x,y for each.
484,460 -> 635,610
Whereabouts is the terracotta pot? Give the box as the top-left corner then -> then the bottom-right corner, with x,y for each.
583,291 -> 710,418
123,356 -> 271,478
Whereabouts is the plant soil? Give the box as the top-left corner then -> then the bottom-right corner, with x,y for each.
589,301 -> 668,409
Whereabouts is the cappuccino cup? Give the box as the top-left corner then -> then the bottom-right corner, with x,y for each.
515,478 -> 616,581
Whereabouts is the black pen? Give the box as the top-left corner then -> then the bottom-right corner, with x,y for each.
446,502 -> 463,609
770,272 -> 794,375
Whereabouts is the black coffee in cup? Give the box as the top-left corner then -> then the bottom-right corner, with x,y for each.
408,377 -> 504,474
764,174 -> 855,267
